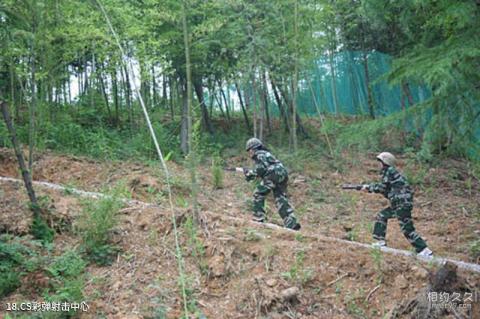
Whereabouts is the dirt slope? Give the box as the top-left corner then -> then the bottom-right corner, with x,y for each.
1,148 -> 479,318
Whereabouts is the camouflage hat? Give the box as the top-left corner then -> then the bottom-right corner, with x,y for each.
376,152 -> 396,166
246,138 -> 262,151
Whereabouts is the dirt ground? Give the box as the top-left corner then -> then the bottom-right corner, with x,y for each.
1,147 -> 479,318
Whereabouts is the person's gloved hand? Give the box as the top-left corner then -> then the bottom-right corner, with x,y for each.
245,169 -> 256,181
361,184 -> 370,192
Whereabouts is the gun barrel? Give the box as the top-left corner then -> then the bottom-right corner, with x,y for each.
224,167 -> 246,173
341,184 -> 365,190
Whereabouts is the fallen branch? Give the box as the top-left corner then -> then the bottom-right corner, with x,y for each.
365,284 -> 381,303
327,273 -> 350,286
420,201 -> 432,208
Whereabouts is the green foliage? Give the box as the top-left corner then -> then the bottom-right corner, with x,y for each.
333,113 -> 408,153
345,226 -> 359,242
44,250 -> 87,318
345,290 -> 368,318
403,151 -> 429,187
244,228 -> 263,242
0,239 -> 23,297
380,1 -> 480,161
76,185 -> 126,265
31,215 -> 55,244
184,216 -> 207,274
469,240 -> 480,262
46,250 -> 87,278
211,155 -> 224,189
0,121 -> 9,147
281,249 -> 313,286
0,235 -> 41,298
369,247 -> 384,284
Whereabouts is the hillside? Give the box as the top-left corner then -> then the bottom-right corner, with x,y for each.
1,148 -> 479,318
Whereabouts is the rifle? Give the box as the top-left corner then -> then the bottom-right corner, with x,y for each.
224,167 -> 248,174
341,184 -> 368,190
224,167 -> 258,181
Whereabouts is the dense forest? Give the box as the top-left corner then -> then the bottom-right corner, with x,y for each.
0,1 -> 479,318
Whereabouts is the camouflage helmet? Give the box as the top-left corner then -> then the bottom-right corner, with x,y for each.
376,152 -> 396,166
246,138 -> 262,151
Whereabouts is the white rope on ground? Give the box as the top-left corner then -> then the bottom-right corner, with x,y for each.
2,176 -> 480,274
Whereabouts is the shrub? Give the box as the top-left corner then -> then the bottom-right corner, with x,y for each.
0,121 -> 10,147
211,156 -> 224,189
76,185 -> 126,265
31,214 -> 55,245
44,250 -> 87,318
0,236 -> 34,297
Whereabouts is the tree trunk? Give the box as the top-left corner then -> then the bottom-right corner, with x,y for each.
28,51 -> 37,176
111,70 -> 119,126
214,92 -> 227,119
271,78 -> 291,133
257,77 -> 265,141
83,55 -> 89,97
193,78 -> 213,133
400,84 -> 406,111
261,72 -> 271,132
91,50 -> 96,109
68,69 -> 72,104
162,74 -> 168,109
140,62 -> 150,109
219,84 -> 230,121
182,0 -> 199,223
152,66 -> 157,107
363,51 -> 375,119
125,66 -> 133,126
402,82 -> 414,107
251,71 -> 258,138
180,80 -> 189,154
1,100 -> 41,217
208,86 -> 215,120
234,82 -> 251,132
309,80 -> 334,157
348,51 -> 360,114
353,62 -> 368,114
292,0 -> 298,152
121,66 -> 134,133
169,76 -> 175,120
99,70 -> 112,119
328,49 -> 339,116
278,79 -> 308,138
9,61 -> 16,125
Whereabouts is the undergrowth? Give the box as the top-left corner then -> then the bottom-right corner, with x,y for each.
0,235 -> 34,298
76,183 -> 127,265
43,250 -> 88,318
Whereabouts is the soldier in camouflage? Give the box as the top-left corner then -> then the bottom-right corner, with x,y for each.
362,152 -> 433,257
244,138 -> 301,230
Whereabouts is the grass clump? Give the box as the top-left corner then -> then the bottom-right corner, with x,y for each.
31,215 -> 55,244
0,238 -> 24,297
369,247 -> 384,284
211,156 -> 224,189
469,240 -> 480,262
43,250 -> 88,318
76,184 -> 127,265
281,249 -> 314,286
0,235 -> 42,298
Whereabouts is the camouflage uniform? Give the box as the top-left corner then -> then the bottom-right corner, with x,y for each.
246,149 -> 300,229
368,166 -> 428,253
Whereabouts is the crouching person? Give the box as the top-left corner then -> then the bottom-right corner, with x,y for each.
363,152 -> 432,257
244,138 -> 301,231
